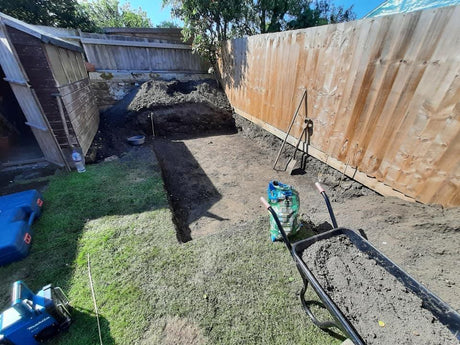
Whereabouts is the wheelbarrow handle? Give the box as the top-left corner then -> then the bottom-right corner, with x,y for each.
260,197 -> 293,255
314,182 -> 325,194
260,197 -> 270,210
315,182 -> 338,228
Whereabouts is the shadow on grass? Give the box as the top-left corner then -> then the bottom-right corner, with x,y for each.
0,148 -> 167,343
52,308 -> 115,345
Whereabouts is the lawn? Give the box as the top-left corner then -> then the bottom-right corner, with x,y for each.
0,148 -> 340,345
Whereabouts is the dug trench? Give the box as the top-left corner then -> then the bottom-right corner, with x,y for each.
91,78 -> 460,342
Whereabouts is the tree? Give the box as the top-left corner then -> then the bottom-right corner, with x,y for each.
312,0 -> 355,24
0,0 -> 154,31
167,0 -> 251,66
0,0 -> 97,32
253,0 -> 355,33
166,0 -> 355,64
254,0 -> 292,33
80,0 -> 152,29
156,21 -> 181,28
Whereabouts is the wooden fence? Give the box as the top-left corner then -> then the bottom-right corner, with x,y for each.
103,27 -> 185,43
219,5 -> 460,206
36,27 -> 209,73
79,31 -> 208,72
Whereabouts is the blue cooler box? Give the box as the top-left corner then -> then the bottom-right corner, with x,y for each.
0,190 -> 43,266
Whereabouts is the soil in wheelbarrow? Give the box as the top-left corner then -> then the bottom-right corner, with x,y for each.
302,235 -> 458,345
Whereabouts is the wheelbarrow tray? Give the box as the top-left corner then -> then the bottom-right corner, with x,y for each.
291,227 -> 460,344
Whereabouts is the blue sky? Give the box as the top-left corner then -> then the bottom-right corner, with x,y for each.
126,1 -> 179,26
126,0 -> 385,26
333,0 -> 385,18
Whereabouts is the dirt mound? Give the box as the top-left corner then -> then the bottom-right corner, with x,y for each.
88,79 -> 236,161
128,79 -> 232,112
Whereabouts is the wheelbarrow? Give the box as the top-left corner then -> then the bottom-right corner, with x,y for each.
260,183 -> 460,345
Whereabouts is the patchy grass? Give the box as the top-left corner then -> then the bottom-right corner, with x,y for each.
0,148 -> 340,345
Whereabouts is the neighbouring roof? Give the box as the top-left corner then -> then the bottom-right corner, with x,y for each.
364,0 -> 460,18
0,12 -> 82,52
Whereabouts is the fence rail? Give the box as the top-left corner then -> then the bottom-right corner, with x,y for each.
219,5 -> 460,206
37,26 -> 209,73
80,31 -> 207,72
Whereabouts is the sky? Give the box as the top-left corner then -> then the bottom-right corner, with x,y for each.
125,0 -> 386,26
333,0 -> 385,18
126,1 -> 180,26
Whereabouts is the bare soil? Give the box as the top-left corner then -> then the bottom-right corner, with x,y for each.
87,79 -> 235,162
302,235 -> 459,345
94,78 -> 460,341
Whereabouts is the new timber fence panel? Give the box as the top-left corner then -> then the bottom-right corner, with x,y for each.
219,5 -> 460,206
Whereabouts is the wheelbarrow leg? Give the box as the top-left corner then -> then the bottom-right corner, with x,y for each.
299,275 -> 340,329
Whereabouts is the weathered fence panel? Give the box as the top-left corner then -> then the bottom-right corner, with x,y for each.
219,5 -> 460,206
103,28 -> 185,43
80,32 -> 208,72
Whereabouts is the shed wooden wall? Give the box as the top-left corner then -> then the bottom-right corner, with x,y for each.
7,26 -> 99,156
219,6 -> 460,206
45,45 -> 99,154
7,27 -> 71,148
0,20 -> 65,166
80,32 -> 208,72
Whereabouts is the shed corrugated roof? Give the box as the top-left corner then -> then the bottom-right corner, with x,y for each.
365,0 -> 460,18
0,12 -> 82,52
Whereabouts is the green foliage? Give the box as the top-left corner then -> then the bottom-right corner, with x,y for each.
0,0 -> 152,31
156,20 -> 181,28
168,0 -> 251,66
166,0 -> 355,65
255,0 -> 356,33
0,0 -> 97,32
311,0 -> 356,24
80,0 -> 152,29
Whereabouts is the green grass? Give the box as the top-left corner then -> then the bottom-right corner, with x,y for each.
0,149 -> 341,345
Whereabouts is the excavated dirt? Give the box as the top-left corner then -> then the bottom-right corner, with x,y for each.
88,79 -> 235,161
93,78 -> 460,336
302,235 -> 459,345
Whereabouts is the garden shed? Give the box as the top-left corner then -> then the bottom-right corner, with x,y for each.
0,12 -> 99,169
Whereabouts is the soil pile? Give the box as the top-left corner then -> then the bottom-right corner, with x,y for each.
89,79 -> 236,161
302,235 -> 459,345
127,79 -> 232,112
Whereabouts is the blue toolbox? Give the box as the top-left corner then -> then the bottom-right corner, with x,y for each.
0,190 -> 43,266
